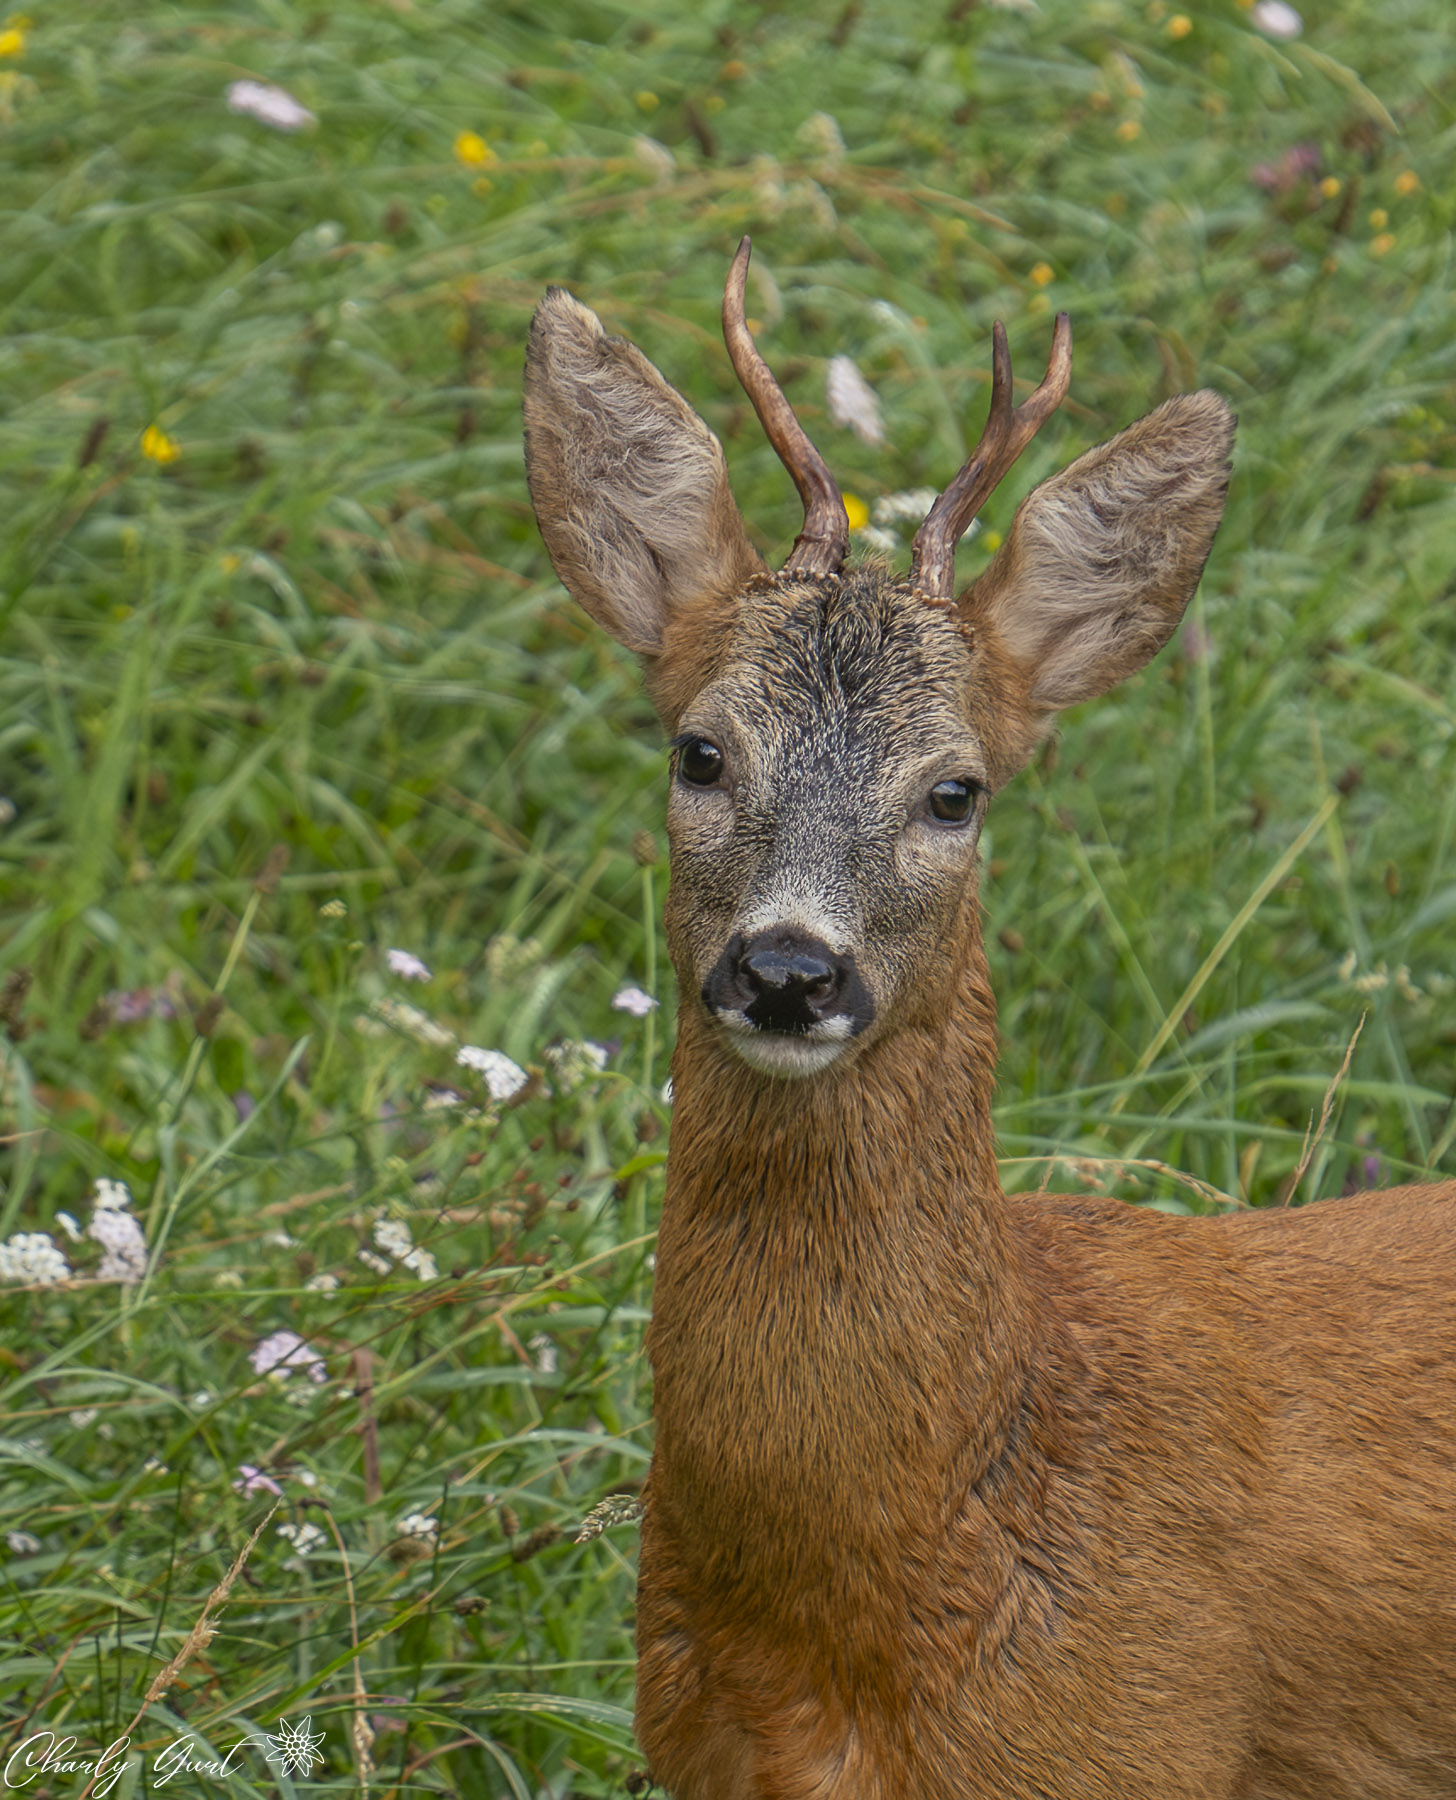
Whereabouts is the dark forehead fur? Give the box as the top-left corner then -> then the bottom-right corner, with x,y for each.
649,565 -> 999,758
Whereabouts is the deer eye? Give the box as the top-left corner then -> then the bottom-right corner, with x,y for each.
928,778 -> 982,824
678,738 -> 725,786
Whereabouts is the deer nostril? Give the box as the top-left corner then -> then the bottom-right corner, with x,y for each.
742,949 -> 836,1001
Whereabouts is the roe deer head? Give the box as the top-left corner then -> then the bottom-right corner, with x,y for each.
524,241 -> 1456,1800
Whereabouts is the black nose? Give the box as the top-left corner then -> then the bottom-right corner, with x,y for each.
741,945 -> 837,1006
703,928 -> 869,1036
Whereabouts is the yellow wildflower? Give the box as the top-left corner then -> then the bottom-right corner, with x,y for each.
842,493 -> 869,532
0,26 -> 25,55
634,90 -> 659,112
1370,233 -> 1395,257
1029,262 -> 1055,288
1394,171 -> 1420,196
1116,119 -> 1142,143
981,530 -> 1003,553
1319,176 -> 1341,199
141,425 -> 179,465
1368,207 -> 1388,230
1167,15 -> 1193,38
453,130 -> 495,169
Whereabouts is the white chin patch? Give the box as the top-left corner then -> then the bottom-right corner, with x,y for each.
712,1011 -> 853,1078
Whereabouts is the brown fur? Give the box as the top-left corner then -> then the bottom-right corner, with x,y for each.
523,288 -> 1456,1799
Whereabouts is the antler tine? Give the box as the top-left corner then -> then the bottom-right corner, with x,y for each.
723,237 -> 849,579
909,311 -> 1073,603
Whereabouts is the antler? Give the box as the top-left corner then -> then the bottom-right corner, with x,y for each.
723,237 -> 848,579
909,312 -> 1073,603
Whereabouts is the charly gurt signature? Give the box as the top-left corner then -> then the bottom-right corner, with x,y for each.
3,1718 -> 327,1791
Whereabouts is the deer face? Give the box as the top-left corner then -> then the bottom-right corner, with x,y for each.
524,246 -> 1233,1079
661,570 -> 990,1075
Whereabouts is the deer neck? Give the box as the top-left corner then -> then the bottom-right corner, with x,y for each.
648,930 -> 1030,1606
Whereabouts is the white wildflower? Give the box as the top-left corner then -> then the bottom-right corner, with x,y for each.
545,1039 -> 610,1093
143,1457 -> 169,1475
856,525 -> 900,556
1249,0 -> 1302,36
319,898 -> 347,918
369,996 -> 455,1049
265,1229 -> 297,1249
296,1470 -> 318,1487
1337,949 -> 1358,983
68,1409 -> 98,1429
54,1212 -> 83,1242
372,1218 -> 438,1282
387,948 -> 432,982
374,1219 -> 413,1260
277,1520 -> 326,1555
5,1531 -> 41,1556
214,1269 -> 244,1288
249,1330 -> 327,1384
89,1208 -> 147,1282
357,1249 -> 393,1275
456,1045 -> 529,1101
612,985 -> 659,1017
304,1272 -> 340,1292
226,79 -> 316,132
93,1178 -> 133,1211
191,1392 -> 212,1408
1352,963 -> 1389,995
873,488 -> 940,525
826,355 -> 884,446
528,1332 -> 558,1376
0,1233 -> 70,1286
396,1512 -> 439,1542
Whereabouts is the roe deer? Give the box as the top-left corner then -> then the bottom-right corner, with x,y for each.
524,239 -> 1456,1800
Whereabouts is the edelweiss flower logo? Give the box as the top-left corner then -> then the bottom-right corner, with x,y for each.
259,1717 -> 326,1776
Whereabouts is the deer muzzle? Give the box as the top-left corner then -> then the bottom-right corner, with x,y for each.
701,927 -> 875,1077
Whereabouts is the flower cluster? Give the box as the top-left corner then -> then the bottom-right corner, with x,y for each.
372,1217 -> 438,1282
88,1179 -> 147,1282
226,79 -> 316,132
0,1233 -> 69,1285
249,1330 -> 328,1385
278,1521 -> 327,1558
456,1044 -> 529,1100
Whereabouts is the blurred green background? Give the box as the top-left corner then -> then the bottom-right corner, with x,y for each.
1,0 -> 1453,1793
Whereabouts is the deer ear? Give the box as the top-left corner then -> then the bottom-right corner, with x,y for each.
524,288 -> 767,655
960,390 -> 1234,713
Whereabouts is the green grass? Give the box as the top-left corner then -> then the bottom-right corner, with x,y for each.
2,0 -> 1454,1792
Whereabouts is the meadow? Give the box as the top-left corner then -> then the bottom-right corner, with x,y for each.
1,0 -> 1453,1793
